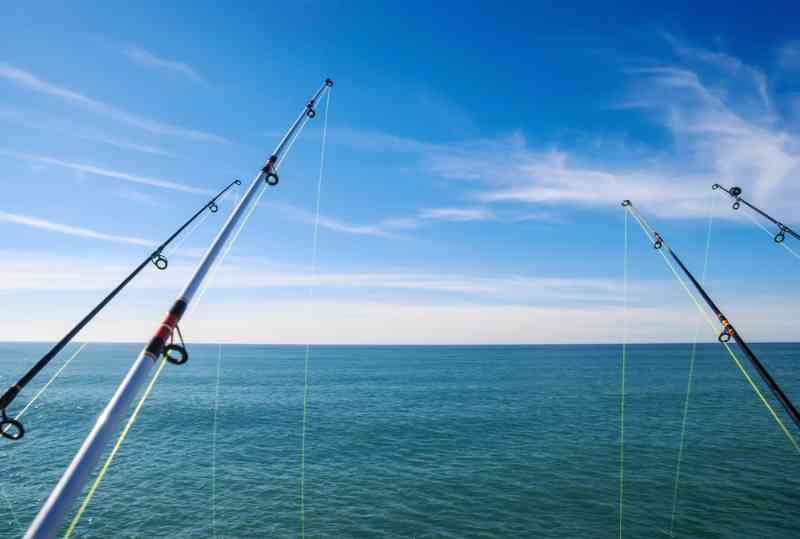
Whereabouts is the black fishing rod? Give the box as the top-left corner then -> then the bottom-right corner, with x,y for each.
622,199 -> 800,432
713,183 -> 800,244
0,178 -> 241,440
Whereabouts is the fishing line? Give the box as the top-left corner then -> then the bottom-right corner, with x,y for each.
713,183 -> 800,247
0,345 -> 89,531
624,206 -> 800,453
3,344 -> 88,435
275,111 -> 312,170
0,345 -> 88,536
186,182 -> 268,319
667,194 -> 715,537
64,357 -> 168,538
166,183 -> 242,260
619,207 -> 628,539
211,343 -> 223,539
0,179 -> 240,441
1,184 -> 237,439
740,206 -> 800,262
300,86 -> 331,539
24,78 -> 333,538
67,181 -> 263,536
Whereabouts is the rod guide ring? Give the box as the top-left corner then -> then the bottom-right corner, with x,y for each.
265,172 -> 279,186
209,202 -> 219,213
164,344 -> 188,365
152,254 -> 168,271
0,411 -> 24,441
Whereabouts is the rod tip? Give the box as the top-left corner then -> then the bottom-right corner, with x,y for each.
325,78 -> 334,87
621,200 -> 631,207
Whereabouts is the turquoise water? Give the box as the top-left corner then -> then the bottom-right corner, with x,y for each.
1,342 -> 799,538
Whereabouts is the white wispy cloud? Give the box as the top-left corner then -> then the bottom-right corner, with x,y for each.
118,189 -> 164,207
2,149 -> 211,194
268,201 -> 400,238
418,41 -> 800,221
0,250 -> 651,305
417,207 -> 493,221
6,294 -> 798,344
272,198 -> 555,238
0,64 -> 225,143
0,211 -> 155,247
124,46 -> 206,84
0,105 -> 181,158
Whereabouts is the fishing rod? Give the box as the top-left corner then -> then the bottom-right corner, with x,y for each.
713,183 -> 800,244
24,77 -> 333,539
0,178 -> 240,441
622,200 -> 800,432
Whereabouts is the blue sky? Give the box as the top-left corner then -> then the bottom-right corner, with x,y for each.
2,2 -> 800,344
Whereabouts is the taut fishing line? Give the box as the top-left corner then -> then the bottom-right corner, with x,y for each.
164,182 -> 241,259
623,202 -> 800,453
25,79 -> 332,538
64,189 -> 241,536
64,357 -> 169,539
300,86 -> 331,539
713,183 -> 800,248
739,206 -> 800,262
1,181 -> 228,440
1,344 -> 87,533
667,193 -> 716,537
619,206 -> 628,539
0,179 -> 240,441
186,105 -> 313,320
211,344 -> 223,539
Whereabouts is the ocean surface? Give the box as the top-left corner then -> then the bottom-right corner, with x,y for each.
0,343 -> 799,538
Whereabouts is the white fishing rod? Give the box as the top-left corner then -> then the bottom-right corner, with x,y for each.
25,77 -> 333,539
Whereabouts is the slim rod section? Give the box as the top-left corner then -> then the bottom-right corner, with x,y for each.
0,178 -> 240,441
713,183 -> 800,242
24,78 -> 333,539
622,200 -> 800,432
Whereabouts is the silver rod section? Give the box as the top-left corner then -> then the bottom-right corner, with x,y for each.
24,78 -> 333,539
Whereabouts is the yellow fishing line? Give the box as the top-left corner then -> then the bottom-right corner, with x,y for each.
1,343 -> 88,438
300,85 -> 332,539
740,207 -> 800,262
619,208 -> 628,539
1,344 -> 89,531
668,193 -> 715,537
64,357 -> 168,538
625,207 -> 800,454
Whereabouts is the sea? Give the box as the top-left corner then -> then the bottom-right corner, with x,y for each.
1,342 -> 798,538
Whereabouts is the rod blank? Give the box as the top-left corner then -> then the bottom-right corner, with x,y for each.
623,199 -> 800,433
0,178 -> 241,441
23,77 -> 333,539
